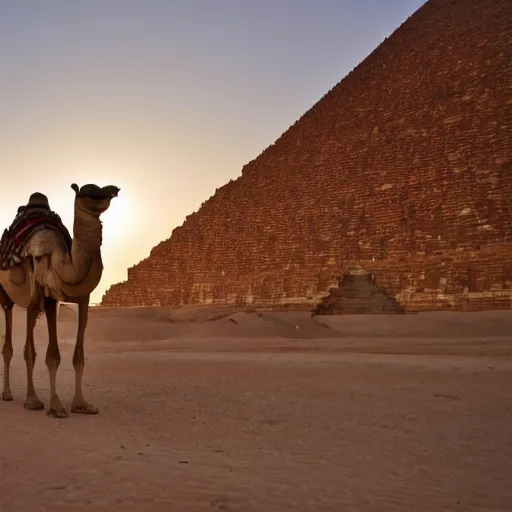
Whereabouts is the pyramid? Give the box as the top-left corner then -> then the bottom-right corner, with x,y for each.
102,0 -> 512,312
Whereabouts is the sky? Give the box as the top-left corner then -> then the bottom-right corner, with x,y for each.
0,0 -> 425,303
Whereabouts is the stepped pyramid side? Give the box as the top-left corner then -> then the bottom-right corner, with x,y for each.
312,268 -> 406,315
102,0 -> 512,312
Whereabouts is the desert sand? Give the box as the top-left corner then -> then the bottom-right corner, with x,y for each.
1,305 -> 511,511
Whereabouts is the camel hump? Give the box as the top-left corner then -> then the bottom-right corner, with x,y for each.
26,192 -> 50,210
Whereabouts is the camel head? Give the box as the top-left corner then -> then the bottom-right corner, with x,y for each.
71,183 -> 120,217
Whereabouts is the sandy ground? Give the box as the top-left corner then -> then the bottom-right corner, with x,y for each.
1,305 -> 511,511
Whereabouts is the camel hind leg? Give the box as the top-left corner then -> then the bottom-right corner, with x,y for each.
1,286 -> 14,401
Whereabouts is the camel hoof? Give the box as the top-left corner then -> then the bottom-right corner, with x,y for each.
48,407 -> 69,419
1,391 -> 13,401
71,402 -> 99,415
24,396 -> 45,410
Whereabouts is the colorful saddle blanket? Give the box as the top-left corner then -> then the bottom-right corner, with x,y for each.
0,208 -> 72,270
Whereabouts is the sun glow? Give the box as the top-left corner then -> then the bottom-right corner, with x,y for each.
100,184 -> 132,238
57,161 -> 134,237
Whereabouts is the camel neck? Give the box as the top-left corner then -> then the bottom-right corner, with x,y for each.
72,211 -> 103,249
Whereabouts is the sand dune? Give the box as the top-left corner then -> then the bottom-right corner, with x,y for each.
1,306 -> 511,511
17,304 -> 511,341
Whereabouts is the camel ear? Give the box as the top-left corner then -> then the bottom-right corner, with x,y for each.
71,183 -> 80,195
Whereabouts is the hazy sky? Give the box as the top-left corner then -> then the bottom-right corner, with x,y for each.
1,0 -> 425,303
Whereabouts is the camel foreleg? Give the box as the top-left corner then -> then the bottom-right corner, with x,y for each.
71,296 -> 98,415
44,297 -> 67,418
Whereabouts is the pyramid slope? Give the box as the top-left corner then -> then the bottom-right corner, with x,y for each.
103,0 -> 512,312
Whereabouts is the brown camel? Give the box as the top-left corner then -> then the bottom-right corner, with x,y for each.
0,183 -> 119,418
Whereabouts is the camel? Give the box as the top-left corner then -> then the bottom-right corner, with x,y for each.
0,183 -> 119,418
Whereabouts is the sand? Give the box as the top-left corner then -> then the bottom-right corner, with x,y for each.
1,305 -> 511,511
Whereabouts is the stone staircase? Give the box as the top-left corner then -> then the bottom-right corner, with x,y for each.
313,268 -> 406,315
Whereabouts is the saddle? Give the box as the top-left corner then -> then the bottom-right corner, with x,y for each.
0,193 -> 72,271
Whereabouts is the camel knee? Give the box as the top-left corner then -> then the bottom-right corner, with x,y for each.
72,349 -> 84,369
45,347 -> 61,369
72,359 -> 84,372
46,354 -> 61,369
23,344 -> 37,362
2,343 -> 13,363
